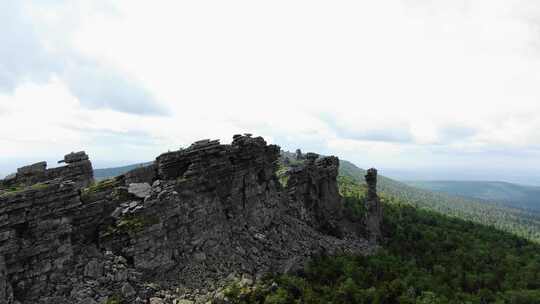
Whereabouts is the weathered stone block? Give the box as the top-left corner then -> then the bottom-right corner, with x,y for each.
17,162 -> 47,175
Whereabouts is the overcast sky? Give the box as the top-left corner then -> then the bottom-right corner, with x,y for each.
2,0 -> 540,184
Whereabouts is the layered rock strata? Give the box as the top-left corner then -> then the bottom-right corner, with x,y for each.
0,151 -> 93,190
0,135 -> 377,304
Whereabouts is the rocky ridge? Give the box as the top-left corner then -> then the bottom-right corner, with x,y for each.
0,135 -> 381,304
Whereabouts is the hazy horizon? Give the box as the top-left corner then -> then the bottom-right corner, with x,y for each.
3,146 -> 540,187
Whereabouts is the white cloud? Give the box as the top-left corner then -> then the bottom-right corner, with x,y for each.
2,0 -> 540,179
0,0 -> 166,115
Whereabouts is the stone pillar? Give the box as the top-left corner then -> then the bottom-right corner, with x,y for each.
58,151 -> 94,188
295,149 -> 303,160
365,168 -> 382,244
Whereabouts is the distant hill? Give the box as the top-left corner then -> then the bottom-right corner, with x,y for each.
93,162 -> 153,180
338,160 -> 540,242
404,180 -> 540,211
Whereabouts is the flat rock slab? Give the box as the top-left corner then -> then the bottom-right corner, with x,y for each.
128,183 -> 152,198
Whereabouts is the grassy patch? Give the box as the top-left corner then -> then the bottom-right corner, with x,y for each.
276,164 -> 289,188
31,182 -> 50,190
338,176 -> 367,220
224,280 -> 268,304
0,182 -> 53,198
276,157 -> 306,188
105,215 -> 160,236
80,178 -> 120,202
105,294 -> 123,304
0,183 -> 30,198
118,215 -> 159,233
1,184 -> 24,192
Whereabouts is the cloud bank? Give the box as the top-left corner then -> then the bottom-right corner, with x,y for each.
2,0 -> 540,182
0,0 -> 165,115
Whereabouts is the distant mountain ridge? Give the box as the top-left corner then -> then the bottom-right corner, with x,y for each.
405,180 -> 540,211
94,162 -> 153,180
338,159 -> 540,241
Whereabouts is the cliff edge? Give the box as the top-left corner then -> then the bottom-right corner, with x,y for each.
0,135 -> 380,304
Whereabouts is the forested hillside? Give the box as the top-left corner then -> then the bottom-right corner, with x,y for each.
225,167 -> 540,303
404,180 -> 540,211
93,156 -> 540,302
94,162 -> 153,180
340,160 -> 540,242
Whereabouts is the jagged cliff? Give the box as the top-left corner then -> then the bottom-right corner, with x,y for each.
0,135 -> 381,304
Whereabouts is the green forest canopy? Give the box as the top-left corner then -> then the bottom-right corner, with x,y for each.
225,175 -> 540,303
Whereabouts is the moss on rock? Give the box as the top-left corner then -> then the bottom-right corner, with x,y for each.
80,178 -> 120,202
105,214 -> 160,236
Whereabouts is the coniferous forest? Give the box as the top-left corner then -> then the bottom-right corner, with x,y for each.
339,160 -> 540,243
224,161 -> 540,303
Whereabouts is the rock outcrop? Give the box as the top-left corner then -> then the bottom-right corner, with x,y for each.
295,149 -> 303,160
365,168 -> 383,244
0,151 -> 93,190
286,153 -> 344,237
0,135 -> 379,304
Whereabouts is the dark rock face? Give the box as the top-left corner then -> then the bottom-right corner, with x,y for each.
123,164 -> 156,184
0,151 -> 94,190
295,149 -> 303,160
286,154 -> 344,237
0,181 -> 82,302
0,135 -> 378,304
16,162 -> 47,176
365,168 -> 383,244
0,256 -> 13,303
